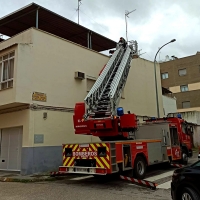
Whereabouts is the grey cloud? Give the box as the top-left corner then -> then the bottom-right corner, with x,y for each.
1,0 -> 200,61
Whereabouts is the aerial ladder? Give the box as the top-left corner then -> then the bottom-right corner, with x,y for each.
73,39 -> 139,141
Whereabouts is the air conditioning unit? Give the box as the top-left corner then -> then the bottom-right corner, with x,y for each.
75,71 -> 85,80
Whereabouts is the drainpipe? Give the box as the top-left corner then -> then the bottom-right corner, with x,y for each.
87,31 -> 90,49
90,32 -> 92,49
36,8 -> 40,28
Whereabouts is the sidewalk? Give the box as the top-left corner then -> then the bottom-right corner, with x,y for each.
0,171 -> 57,183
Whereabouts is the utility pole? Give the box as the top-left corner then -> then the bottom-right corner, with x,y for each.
77,0 -> 82,24
125,9 -> 136,41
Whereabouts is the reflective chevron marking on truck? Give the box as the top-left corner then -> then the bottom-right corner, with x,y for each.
63,144 -> 79,167
62,143 -> 110,169
90,143 -> 110,169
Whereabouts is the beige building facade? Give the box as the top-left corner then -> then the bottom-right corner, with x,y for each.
0,27 -> 164,174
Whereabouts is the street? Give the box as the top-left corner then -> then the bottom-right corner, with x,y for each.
0,154 -> 198,200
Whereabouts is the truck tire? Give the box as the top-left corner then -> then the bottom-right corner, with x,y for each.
182,149 -> 188,165
134,156 -> 146,180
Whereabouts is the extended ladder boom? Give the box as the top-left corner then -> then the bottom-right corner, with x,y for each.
84,40 -> 138,119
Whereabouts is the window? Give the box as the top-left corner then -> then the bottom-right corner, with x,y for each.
181,122 -> 193,135
182,101 -> 190,108
180,85 -> 188,92
0,51 -> 15,90
161,72 -> 168,79
178,68 -> 186,76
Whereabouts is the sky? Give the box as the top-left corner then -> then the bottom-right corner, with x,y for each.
0,0 -> 200,61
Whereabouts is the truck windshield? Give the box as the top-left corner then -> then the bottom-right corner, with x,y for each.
181,123 -> 193,135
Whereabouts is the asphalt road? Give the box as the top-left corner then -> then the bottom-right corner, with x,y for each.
0,152 -> 198,200
0,179 -> 171,200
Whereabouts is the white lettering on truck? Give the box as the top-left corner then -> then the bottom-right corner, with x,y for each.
73,151 -> 97,157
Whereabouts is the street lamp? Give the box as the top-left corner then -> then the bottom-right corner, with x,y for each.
154,39 -> 176,118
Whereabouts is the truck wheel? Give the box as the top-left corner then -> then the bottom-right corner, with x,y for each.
134,156 -> 146,180
182,149 -> 188,165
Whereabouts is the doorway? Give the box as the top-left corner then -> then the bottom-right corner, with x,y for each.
0,127 -> 22,171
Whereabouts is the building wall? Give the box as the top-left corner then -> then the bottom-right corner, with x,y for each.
1,28 -> 164,116
178,107 -> 200,112
0,108 -> 101,174
0,29 -> 34,108
22,109 -> 100,175
160,55 -> 200,88
15,28 -> 109,108
175,90 -> 200,109
119,60 -> 164,117
0,109 -> 30,147
162,95 -> 177,116
30,109 -> 100,146
160,54 -> 200,110
194,126 -> 200,147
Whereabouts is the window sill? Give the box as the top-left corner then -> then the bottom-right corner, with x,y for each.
0,86 -> 13,91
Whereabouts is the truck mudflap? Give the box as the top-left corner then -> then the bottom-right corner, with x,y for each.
59,166 -> 107,175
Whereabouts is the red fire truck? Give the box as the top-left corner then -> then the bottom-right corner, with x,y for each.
58,39 -> 193,179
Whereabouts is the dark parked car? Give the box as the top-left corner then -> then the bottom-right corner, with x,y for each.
171,160 -> 200,200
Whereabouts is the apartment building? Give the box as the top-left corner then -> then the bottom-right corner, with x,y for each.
160,52 -> 200,112
0,3 -> 164,175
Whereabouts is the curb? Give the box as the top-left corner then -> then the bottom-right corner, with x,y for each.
0,176 -> 58,183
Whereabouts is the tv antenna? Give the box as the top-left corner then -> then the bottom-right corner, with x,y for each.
125,9 -> 136,41
76,0 -> 82,24
138,49 -> 146,56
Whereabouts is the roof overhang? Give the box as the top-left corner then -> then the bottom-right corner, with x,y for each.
0,3 -> 117,52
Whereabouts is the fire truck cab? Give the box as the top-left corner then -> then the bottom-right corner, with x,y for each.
143,114 -> 193,165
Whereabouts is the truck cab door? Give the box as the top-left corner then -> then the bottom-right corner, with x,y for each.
181,123 -> 193,150
170,126 -> 182,161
